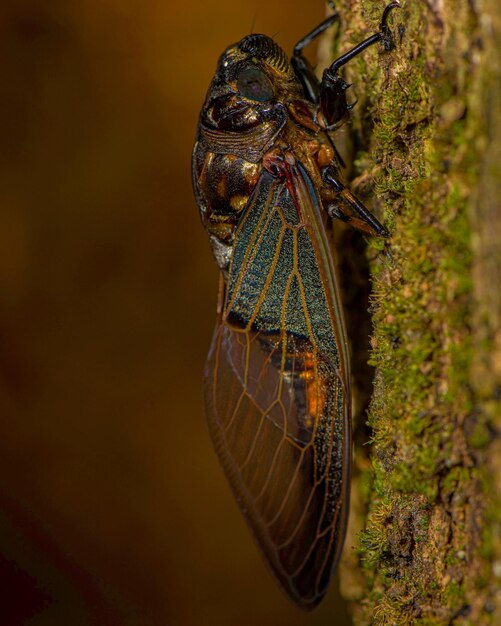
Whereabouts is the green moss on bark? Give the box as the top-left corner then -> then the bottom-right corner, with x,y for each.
320,0 -> 501,623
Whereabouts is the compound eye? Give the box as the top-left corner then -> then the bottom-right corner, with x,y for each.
236,66 -> 274,102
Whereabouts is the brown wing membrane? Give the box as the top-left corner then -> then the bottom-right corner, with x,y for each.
204,167 -> 351,610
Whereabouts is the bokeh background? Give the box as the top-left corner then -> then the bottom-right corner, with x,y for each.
0,1 -> 353,624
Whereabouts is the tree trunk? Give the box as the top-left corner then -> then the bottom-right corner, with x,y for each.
320,0 -> 501,623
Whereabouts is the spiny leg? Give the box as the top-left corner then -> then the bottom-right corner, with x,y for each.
326,206 -> 383,236
329,1 -> 400,74
319,1 -> 400,128
322,165 -> 389,237
291,9 -> 340,104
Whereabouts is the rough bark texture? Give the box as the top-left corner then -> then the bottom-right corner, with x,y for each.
320,0 -> 501,623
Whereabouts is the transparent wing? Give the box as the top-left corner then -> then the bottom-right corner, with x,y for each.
204,167 -> 351,610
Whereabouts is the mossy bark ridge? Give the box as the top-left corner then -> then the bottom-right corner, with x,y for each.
320,1 -> 501,623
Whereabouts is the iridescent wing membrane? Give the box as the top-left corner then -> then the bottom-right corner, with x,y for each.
204,163 -> 351,609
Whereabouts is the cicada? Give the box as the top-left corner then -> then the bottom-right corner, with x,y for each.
192,1 -> 398,610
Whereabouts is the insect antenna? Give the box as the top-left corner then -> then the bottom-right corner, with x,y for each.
250,11 -> 257,34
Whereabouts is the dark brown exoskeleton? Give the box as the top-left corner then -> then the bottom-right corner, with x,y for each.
192,1 -> 399,611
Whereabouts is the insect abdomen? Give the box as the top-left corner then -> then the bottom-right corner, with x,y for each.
192,144 -> 261,248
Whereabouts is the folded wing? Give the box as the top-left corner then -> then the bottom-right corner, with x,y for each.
204,166 -> 351,609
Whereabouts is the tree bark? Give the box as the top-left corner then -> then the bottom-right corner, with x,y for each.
320,0 -> 501,623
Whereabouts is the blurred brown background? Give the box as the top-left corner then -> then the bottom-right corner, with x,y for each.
0,1 -> 352,624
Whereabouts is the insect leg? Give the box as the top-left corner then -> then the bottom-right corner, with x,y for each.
327,205 -> 385,235
322,166 -> 389,237
291,11 -> 340,104
293,12 -> 339,56
319,1 -> 400,128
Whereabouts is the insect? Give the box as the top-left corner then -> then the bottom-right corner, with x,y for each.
192,1 -> 399,610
